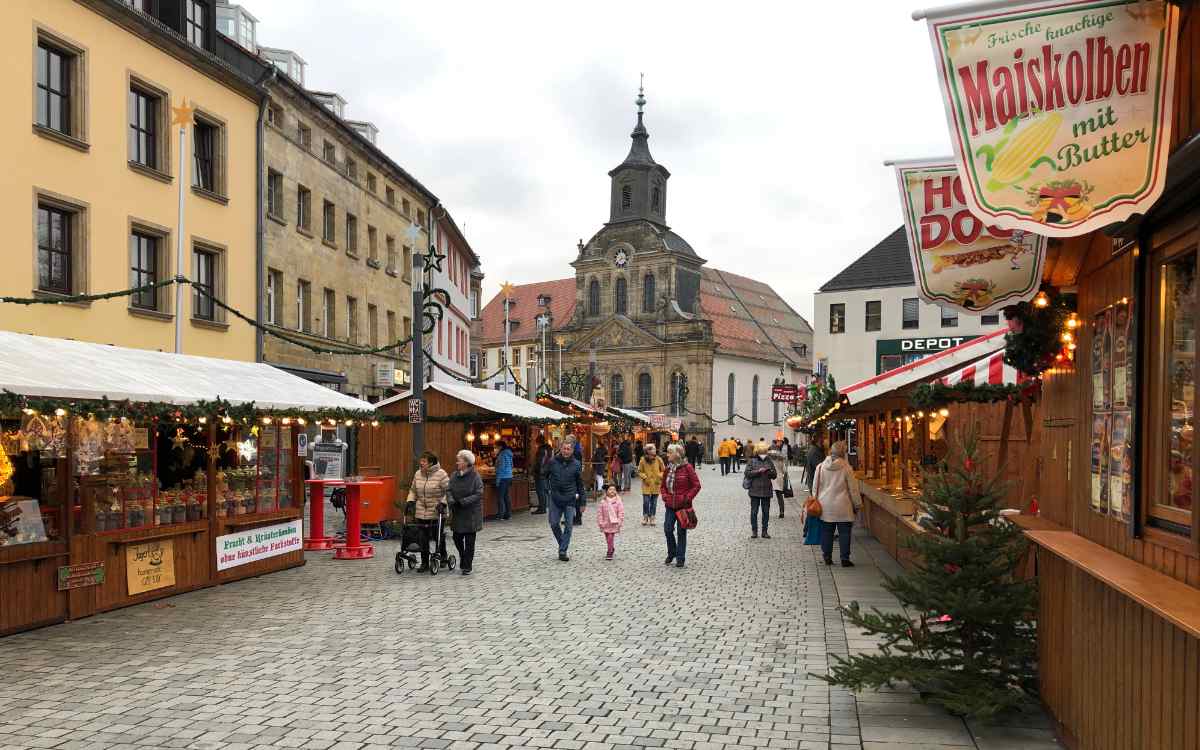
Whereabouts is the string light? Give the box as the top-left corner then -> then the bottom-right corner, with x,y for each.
1033,291 -> 1050,308
370,420 -> 379,427
198,416 -> 207,424
297,417 -> 307,426
54,408 -> 66,417
938,408 -> 950,418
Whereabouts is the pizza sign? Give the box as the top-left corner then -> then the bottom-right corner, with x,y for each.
895,157 -> 1047,313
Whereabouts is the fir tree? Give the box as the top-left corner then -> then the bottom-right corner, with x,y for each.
821,429 -> 1038,719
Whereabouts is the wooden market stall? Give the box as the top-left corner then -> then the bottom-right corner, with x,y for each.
538,393 -> 613,486
359,382 -> 568,519
0,332 -> 374,637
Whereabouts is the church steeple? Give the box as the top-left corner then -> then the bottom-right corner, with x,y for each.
607,77 -> 670,226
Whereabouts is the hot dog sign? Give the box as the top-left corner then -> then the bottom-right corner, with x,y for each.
893,157 -> 1047,314
919,0 -> 1180,236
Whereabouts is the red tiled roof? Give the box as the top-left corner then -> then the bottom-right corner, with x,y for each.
478,278 -> 576,346
701,268 -> 813,366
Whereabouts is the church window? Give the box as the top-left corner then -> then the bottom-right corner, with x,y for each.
637,372 -> 652,409
611,374 -> 624,407
615,277 -> 627,315
670,372 -> 685,416
727,373 -> 735,425
751,375 -> 760,425
651,186 -> 661,211
642,274 -> 655,313
621,184 -> 632,211
588,279 -> 600,316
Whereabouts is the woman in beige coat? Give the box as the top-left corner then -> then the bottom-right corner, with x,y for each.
407,451 -> 449,572
813,440 -> 862,567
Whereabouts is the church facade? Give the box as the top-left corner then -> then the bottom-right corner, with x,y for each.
479,90 -> 813,455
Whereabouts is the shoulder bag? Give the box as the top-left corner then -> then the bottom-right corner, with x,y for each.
675,507 -> 699,529
805,464 -> 822,518
783,472 -> 795,499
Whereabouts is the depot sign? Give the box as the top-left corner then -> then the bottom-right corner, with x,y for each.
920,0 -> 1180,236
900,337 -> 972,352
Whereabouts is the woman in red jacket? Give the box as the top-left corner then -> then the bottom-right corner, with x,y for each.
661,442 -> 700,568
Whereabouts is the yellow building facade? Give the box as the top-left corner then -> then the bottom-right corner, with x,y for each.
1,0 -> 263,360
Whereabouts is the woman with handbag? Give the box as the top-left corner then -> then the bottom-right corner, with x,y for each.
812,440 -> 862,566
768,441 -> 790,519
744,443 -> 777,539
661,443 -> 700,569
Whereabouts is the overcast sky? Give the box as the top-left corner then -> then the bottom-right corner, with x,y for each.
244,0 -> 956,322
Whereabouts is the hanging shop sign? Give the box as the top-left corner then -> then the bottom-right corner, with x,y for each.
216,519 -> 303,571
920,0 -> 1180,236
894,157 -> 1047,312
771,384 -> 800,403
57,561 -> 105,591
126,538 -> 176,596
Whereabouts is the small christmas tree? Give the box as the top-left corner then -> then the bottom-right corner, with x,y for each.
821,429 -> 1038,719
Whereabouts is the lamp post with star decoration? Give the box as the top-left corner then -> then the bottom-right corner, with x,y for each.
171,98 -> 195,354
500,281 -> 515,395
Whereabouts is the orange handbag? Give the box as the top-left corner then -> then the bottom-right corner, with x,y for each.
804,497 -> 823,518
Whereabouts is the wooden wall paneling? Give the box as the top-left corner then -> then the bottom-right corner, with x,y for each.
0,555 -> 68,636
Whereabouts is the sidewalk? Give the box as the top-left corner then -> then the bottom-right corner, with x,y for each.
818,529 -> 1062,750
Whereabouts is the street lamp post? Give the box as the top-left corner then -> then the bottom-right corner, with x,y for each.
411,250 -> 426,460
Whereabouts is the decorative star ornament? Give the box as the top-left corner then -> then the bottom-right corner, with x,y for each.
422,244 -> 445,275
171,98 -> 195,128
206,444 -> 222,461
500,282 -> 516,300
171,428 -> 188,450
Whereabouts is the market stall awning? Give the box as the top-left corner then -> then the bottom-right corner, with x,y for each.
938,350 -> 1031,388
608,406 -> 652,425
376,382 -> 567,422
0,331 -> 373,412
841,328 -> 1008,406
539,393 -> 608,419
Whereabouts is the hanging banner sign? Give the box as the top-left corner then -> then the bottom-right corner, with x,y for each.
894,157 -> 1047,312
920,0 -> 1180,236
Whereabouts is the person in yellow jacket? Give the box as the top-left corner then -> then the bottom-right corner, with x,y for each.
637,444 -> 666,525
718,438 -> 735,476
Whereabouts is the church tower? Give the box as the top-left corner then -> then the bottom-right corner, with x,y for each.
607,81 -> 670,227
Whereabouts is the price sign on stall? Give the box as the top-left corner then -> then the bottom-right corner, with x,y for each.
408,399 -> 424,424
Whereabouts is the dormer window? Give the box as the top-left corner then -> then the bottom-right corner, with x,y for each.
621,185 -> 632,211
537,295 -> 550,307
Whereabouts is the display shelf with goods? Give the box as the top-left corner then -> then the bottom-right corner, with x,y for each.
0,417 -> 67,555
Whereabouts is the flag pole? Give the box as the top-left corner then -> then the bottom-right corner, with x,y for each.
171,99 -> 195,354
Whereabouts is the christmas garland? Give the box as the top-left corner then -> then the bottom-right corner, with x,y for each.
1003,295 -> 1073,376
910,381 -> 1032,410
376,411 -> 566,426
0,390 -> 376,424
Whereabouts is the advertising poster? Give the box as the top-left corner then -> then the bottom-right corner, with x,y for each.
921,0 -> 1180,236
1112,299 -> 1134,409
894,158 -> 1046,313
216,519 -> 303,571
126,539 -> 176,595
1092,309 -> 1112,411
1090,413 -> 1109,514
1109,411 -> 1132,519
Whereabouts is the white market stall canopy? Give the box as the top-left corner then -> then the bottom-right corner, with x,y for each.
938,350 -> 1031,388
609,406 -> 652,425
840,328 -> 1009,406
376,381 -> 568,422
0,331 -> 374,412
540,393 -> 609,419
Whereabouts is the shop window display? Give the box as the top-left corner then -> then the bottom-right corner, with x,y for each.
0,417 -> 65,547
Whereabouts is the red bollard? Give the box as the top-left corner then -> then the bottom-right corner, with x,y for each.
303,478 -> 340,551
334,480 -> 379,560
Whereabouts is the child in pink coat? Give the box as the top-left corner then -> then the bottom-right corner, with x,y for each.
596,484 -> 625,560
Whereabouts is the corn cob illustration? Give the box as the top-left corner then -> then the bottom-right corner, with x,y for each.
978,112 -> 1062,191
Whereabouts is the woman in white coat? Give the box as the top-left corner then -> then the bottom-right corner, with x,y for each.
812,440 -> 862,567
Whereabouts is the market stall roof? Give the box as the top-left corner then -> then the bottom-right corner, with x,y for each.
539,393 -> 608,419
841,328 -> 1009,406
376,382 -> 567,422
0,331 -> 374,412
938,350 -> 1031,388
608,406 -> 652,425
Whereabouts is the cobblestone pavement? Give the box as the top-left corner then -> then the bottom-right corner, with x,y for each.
0,466 -> 1058,750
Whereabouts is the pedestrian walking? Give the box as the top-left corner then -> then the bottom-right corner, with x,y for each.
494,440 -> 513,520
813,440 -> 862,567
546,439 -> 585,561
637,443 -> 665,525
769,441 -> 789,519
744,443 -> 777,539
596,484 -> 626,560
734,440 -> 745,472
531,436 -> 551,515
686,435 -> 702,468
718,437 -> 732,476
805,439 -> 826,493
661,443 -> 700,568
448,449 -> 484,576
634,439 -> 644,467
618,438 -> 634,492
591,441 -> 607,494
406,451 -> 449,572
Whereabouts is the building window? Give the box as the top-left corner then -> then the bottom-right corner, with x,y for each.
403,316 -> 411,343
982,313 -> 1001,325
35,42 -> 74,136
727,373 -> 735,425
798,344 -> 808,357
865,300 -> 881,332
941,306 -> 959,328
1149,246 -> 1196,532
615,277 -> 627,315
651,186 -> 661,211
642,274 -> 656,313
297,121 -> 311,150
403,246 -> 412,282
192,118 -> 219,193
902,298 -> 920,329
751,375 -> 760,425
130,231 -> 159,310
297,186 -> 311,230
185,0 -> 206,47
402,198 -> 411,217
621,184 -> 632,211
322,288 -> 335,338
265,268 -> 282,324
322,140 -> 335,163
267,169 -> 283,218
386,186 -> 395,206
829,303 -> 845,334
192,248 -> 217,320
588,279 -> 600,316
386,236 -> 397,273
470,289 -> 480,318
297,279 -> 311,332
417,209 -> 426,226
322,200 -> 335,242
345,158 -> 357,181
346,296 -> 358,344
470,352 -> 479,378
128,87 -> 158,169
36,205 -> 72,294
637,373 -> 651,409
368,303 -> 379,347
345,213 -> 358,254
611,374 -> 624,407
386,310 -> 397,348
367,172 -> 376,192
670,372 -> 685,416
367,226 -> 378,264
266,101 -> 282,128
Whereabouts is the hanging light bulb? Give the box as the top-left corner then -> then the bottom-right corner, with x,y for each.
1033,291 -> 1050,308
344,419 -> 354,427
21,408 -> 35,416
297,417 -> 307,426
938,408 -> 950,418
54,408 -> 66,417
1066,316 -> 1079,329
370,420 -> 379,427
1061,331 -> 1073,343
198,416 -> 208,425
262,417 -> 272,425
281,417 -> 292,425
465,430 -> 475,442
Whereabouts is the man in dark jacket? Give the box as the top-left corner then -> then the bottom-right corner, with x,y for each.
617,439 -> 633,492
545,440 -> 584,561
685,436 -> 702,467
805,439 -> 826,493
531,436 -> 551,515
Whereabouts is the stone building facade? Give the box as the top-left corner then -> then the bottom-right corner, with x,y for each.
259,66 -> 436,401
